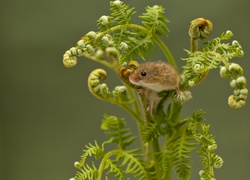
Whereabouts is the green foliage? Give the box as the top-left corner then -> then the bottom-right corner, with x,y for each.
172,130 -> 195,179
181,30 -> 243,88
140,5 -> 169,36
141,117 -> 166,143
70,115 -> 152,180
110,0 -> 135,25
63,0 -> 172,67
101,115 -> 136,149
187,110 -> 223,179
63,1 -> 247,180
162,126 -> 195,180
74,162 -> 98,180
181,30 -> 248,108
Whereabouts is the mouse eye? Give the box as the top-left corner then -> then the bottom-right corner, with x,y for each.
141,71 -> 147,76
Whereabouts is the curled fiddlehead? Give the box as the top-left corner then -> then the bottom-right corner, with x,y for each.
118,60 -> 139,85
189,17 -> 213,52
88,69 -> 111,100
63,51 -> 78,68
88,68 -> 133,105
220,63 -> 248,108
180,18 -> 213,90
189,18 -> 213,40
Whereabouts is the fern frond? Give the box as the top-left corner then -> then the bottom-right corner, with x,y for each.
101,114 -> 135,149
139,5 -> 169,36
112,86 -> 133,104
105,159 -> 127,180
187,109 -> 223,179
141,118 -> 166,143
63,1 -> 172,67
74,162 -> 98,180
118,33 -> 154,63
118,150 -> 150,180
110,0 -> 135,25
173,132 -> 195,179
97,16 -> 115,32
192,109 -> 206,122
182,32 -> 247,108
181,30 -> 245,91
203,31 -> 244,60
163,126 -> 196,180
76,141 -> 104,169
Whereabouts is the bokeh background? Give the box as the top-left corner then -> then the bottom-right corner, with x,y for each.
1,0 -> 249,179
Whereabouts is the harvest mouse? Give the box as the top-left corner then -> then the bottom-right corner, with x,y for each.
129,61 -> 183,115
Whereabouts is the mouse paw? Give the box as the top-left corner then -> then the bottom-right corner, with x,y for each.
175,89 -> 184,100
137,88 -> 145,95
174,90 -> 192,103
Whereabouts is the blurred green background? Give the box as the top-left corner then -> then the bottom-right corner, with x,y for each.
1,0 -> 249,179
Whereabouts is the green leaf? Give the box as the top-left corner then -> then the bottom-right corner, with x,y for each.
101,115 -> 135,149
110,0 -> 135,25
140,5 -> 169,36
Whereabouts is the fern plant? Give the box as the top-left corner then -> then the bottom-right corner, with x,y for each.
62,1 -> 248,180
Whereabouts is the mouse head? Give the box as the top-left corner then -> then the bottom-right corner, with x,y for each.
129,62 -> 164,85
129,61 -> 180,92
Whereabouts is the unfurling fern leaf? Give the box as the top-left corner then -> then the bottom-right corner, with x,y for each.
187,110 -> 223,179
101,114 -> 136,149
76,141 -> 104,169
73,162 -> 98,180
163,126 -> 196,180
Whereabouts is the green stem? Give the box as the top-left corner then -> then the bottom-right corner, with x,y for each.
97,24 -> 149,38
208,151 -> 215,178
152,138 -> 165,180
153,36 -> 177,70
82,52 -> 115,70
97,149 -> 121,180
165,164 -> 172,180
190,37 -> 199,52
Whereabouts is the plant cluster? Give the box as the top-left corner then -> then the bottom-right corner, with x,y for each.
63,1 -> 247,179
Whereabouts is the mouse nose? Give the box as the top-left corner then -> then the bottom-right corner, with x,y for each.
129,74 -> 138,82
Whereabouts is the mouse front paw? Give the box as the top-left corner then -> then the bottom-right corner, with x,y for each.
174,90 -> 192,103
137,88 -> 145,95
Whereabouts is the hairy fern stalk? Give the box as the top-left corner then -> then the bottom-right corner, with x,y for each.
62,1 -> 248,180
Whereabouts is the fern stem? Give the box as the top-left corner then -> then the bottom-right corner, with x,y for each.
164,165 -> 172,180
97,24 -> 148,39
82,52 -> 115,70
97,149 -> 120,180
124,86 -> 146,150
208,151 -> 215,177
152,138 -> 165,180
190,37 -> 199,52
